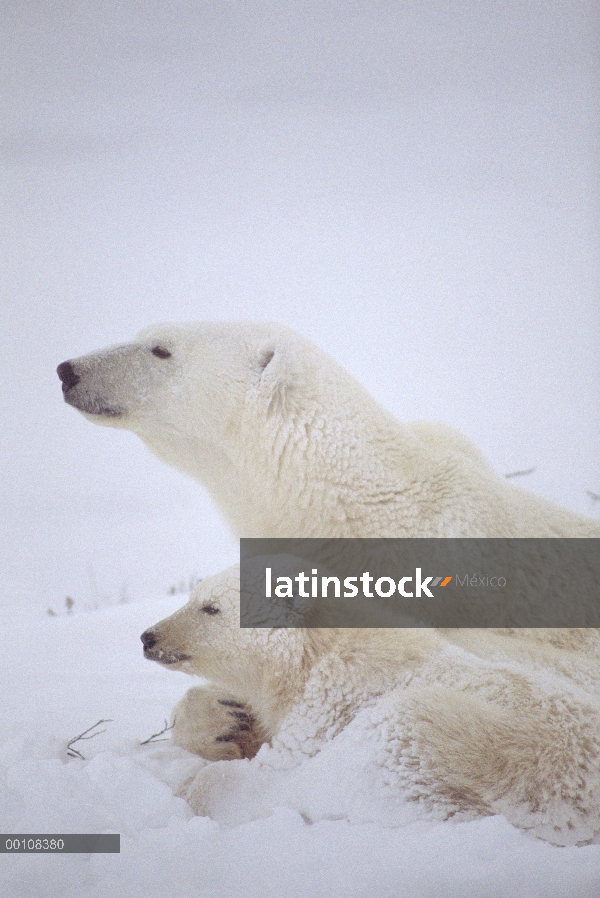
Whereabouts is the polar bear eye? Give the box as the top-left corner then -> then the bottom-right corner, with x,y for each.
151,346 -> 171,359
201,605 -> 220,615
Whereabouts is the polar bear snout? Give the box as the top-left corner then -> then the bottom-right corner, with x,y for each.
140,628 -> 157,650
56,352 -> 128,418
57,361 -> 80,393
140,626 -> 191,666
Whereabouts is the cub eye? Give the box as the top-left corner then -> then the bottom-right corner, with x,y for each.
201,605 -> 220,615
151,346 -> 171,359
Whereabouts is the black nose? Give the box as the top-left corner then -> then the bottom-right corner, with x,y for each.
141,629 -> 157,650
57,361 -> 80,392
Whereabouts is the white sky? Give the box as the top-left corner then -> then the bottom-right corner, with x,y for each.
1,1 -> 599,608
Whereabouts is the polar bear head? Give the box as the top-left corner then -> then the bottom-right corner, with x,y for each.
57,321 -> 389,537
57,321 -> 303,434
140,565 -> 312,716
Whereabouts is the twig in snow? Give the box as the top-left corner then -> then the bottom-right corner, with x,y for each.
66,719 -> 112,760
586,490 -> 600,503
140,720 -> 174,745
504,467 -> 536,479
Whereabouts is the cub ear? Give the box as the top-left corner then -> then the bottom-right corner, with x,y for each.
241,553 -> 315,627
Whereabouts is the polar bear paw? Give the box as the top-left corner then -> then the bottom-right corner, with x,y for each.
171,684 -> 263,761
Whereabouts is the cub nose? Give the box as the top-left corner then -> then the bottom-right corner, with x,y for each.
140,629 -> 157,650
57,361 -> 80,391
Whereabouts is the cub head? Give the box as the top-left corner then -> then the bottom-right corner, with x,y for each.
140,566 -> 245,678
140,564 -> 309,693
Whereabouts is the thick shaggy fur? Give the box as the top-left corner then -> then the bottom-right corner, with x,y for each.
143,567 -> 600,845
59,320 -> 600,538
59,321 -> 600,841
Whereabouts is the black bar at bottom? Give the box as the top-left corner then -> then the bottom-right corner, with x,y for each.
1,834 -> 120,853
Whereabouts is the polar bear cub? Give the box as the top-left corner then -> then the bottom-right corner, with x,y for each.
141,566 -> 600,846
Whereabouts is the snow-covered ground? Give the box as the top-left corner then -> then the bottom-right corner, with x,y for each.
2,595 -> 600,898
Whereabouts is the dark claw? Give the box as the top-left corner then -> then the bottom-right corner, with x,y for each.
216,733 -> 236,743
218,699 -> 245,709
229,710 -> 250,721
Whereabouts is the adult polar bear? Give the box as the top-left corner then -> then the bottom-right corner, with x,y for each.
58,321 -> 600,841
58,319 -> 600,539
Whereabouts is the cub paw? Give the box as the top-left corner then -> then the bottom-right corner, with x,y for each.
172,685 -> 263,761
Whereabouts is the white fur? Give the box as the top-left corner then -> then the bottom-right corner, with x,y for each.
61,322 -> 600,840
145,567 -> 600,845
61,320 -> 600,538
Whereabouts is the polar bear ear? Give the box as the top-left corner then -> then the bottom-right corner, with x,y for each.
241,553 -> 315,627
255,344 -> 290,414
258,348 -> 275,371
